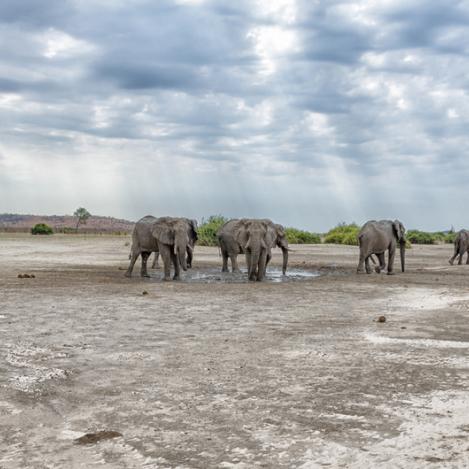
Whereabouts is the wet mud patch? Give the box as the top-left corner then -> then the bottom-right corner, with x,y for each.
180,267 -> 321,283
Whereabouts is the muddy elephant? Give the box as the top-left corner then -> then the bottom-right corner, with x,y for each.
357,220 -> 406,275
126,216 -> 197,280
151,219 -> 197,269
217,219 -> 288,281
448,229 -> 469,265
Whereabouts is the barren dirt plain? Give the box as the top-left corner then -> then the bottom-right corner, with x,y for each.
1,234 -> 469,468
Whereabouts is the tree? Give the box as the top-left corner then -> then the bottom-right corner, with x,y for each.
74,207 -> 91,232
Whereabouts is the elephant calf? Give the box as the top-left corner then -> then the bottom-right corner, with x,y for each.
217,218 -> 289,281
357,219 -> 406,275
448,229 -> 469,265
126,216 -> 197,280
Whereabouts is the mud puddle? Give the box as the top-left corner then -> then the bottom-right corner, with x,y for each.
179,267 -> 321,283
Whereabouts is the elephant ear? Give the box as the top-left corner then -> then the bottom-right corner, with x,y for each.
152,222 -> 175,245
234,221 -> 249,248
392,220 -> 404,242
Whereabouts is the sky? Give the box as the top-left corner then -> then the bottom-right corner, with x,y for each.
0,0 -> 468,231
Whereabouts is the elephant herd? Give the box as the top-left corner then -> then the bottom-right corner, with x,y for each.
125,216 -> 288,281
125,216 -> 466,281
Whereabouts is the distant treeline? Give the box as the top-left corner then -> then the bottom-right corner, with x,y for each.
0,226 -> 131,235
1,214 -> 458,246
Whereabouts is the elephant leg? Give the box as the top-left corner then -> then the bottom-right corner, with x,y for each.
159,244 -> 172,281
171,249 -> 180,280
125,251 -> 139,277
140,252 -> 151,277
387,246 -> 396,275
448,255 -> 455,265
466,251 -> 469,265
186,246 -> 193,269
458,252 -> 463,265
151,252 -> 160,269
357,251 -> 366,273
256,250 -> 268,281
221,249 -> 229,272
375,253 -> 386,273
231,254 -> 241,273
365,256 -> 372,274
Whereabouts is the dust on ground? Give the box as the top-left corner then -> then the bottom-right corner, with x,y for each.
1,234 -> 468,468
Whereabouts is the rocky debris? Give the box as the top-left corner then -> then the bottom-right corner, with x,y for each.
74,431 -> 122,445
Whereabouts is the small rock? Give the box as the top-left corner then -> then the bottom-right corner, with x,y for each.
401,326 -> 407,329
18,274 -> 24,278
142,291 -> 149,296
30,274 -> 35,278
74,431 -> 122,445
377,315 -> 386,323
118,267 -> 126,271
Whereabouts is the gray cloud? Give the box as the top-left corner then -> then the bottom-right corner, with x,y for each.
1,0 -> 469,231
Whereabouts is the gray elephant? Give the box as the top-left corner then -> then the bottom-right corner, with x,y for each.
448,229 -> 469,265
357,220 -> 406,275
217,218 -> 288,281
126,216 -> 197,280
151,219 -> 197,269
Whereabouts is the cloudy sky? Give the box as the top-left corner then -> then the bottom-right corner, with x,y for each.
1,0 -> 468,231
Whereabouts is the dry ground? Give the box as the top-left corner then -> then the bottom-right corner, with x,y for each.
1,234 -> 469,468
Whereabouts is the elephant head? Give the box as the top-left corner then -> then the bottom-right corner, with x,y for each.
152,218 -> 190,271
235,219 -> 269,281
392,219 -> 406,272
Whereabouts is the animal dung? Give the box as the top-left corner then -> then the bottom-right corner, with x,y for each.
377,315 -> 386,323
74,431 -> 122,445
142,290 -> 149,295
17,274 -> 35,278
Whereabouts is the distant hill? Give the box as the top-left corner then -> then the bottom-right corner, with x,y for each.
0,213 -> 134,234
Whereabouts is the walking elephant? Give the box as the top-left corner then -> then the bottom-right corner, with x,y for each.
448,229 -> 469,265
217,218 -> 288,281
126,216 -> 197,280
357,220 -> 406,275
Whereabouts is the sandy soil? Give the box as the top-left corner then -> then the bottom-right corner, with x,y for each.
1,234 -> 468,468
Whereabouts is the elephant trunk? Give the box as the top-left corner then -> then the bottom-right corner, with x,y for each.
176,234 -> 188,271
281,246 -> 288,275
399,241 -> 405,273
249,247 -> 260,281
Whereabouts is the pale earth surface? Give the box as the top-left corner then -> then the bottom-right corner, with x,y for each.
0,234 -> 468,469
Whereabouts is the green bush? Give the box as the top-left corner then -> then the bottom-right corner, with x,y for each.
324,223 -> 359,245
197,215 -> 228,246
406,230 -> 435,244
31,223 -> 53,235
285,227 -> 321,244
444,232 -> 456,243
